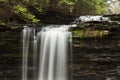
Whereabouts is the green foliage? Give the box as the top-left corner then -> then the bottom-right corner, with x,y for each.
13,4 -> 40,23
92,0 -> 107,14
13,5 -> 27,13
0,0 -> 108,27
57,0 -> 75,14
0,0 -> 6,3
0,20 -> 5,26
59,0 -> 75,5
23,13 -> 40,23
73,0 -> 107,15
0,0 -> 7,7
34,0 -> 49,12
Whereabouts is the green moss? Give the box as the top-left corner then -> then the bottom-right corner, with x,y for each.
72,30 -> 84,38
72,29 -> 109,38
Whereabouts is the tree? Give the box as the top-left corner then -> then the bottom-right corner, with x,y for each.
72,0 -> 107,15
0,0 -> 108,26
57,0 -> 75,14
0,0 -> 40,26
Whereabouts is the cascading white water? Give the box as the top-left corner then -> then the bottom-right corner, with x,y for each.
22,25 -> 73,80
22,26 -> 36,80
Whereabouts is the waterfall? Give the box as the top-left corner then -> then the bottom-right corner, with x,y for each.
22,25 -> 73,80
22,26 -> 36,80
